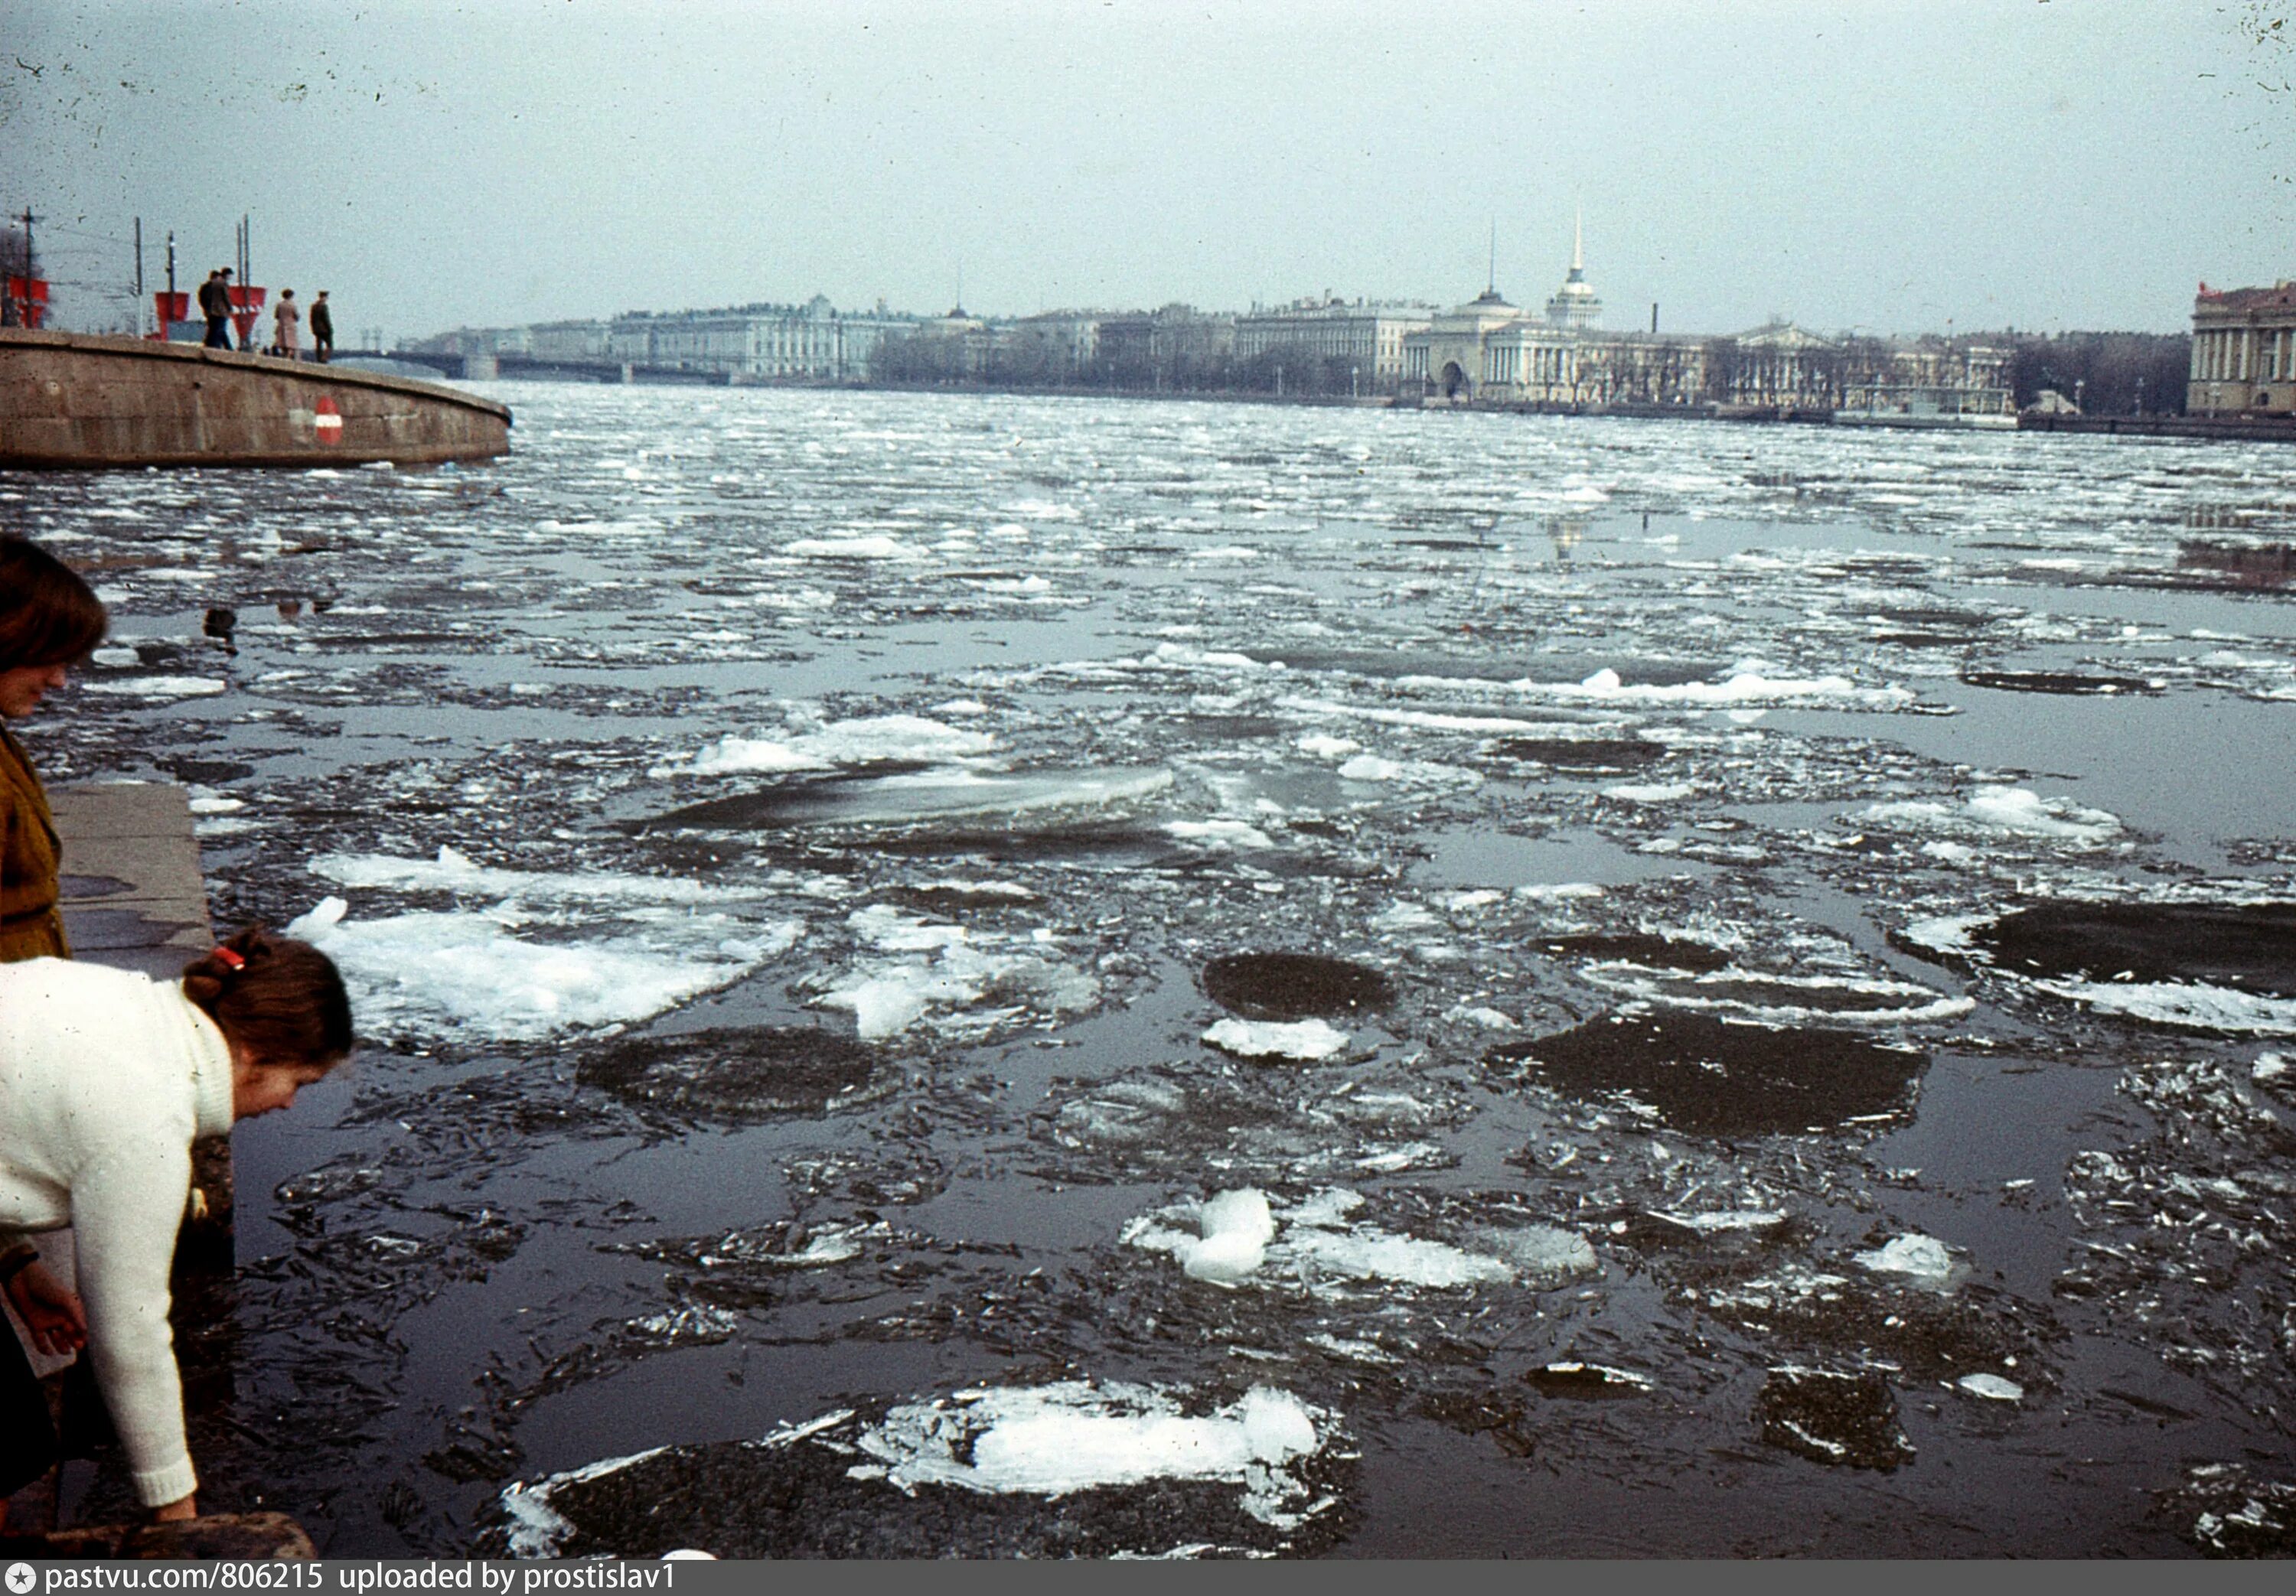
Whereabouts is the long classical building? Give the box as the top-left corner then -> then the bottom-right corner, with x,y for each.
2189,279 -> 2296,415
410,296 -> 919,380
1234,297 -> 1435,388
1401,236 -> 2010,417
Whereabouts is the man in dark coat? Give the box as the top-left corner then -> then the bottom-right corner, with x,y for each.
309,291 -> 334,363
197,269 -> 233,347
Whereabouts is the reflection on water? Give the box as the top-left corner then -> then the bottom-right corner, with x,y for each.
2177,538 -> 2296,589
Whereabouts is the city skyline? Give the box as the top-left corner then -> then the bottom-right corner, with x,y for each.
7,1 -> 2294,343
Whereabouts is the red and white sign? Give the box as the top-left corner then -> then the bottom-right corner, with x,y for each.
313,396 -> 343,443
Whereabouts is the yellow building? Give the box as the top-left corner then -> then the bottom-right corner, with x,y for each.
2189,280 -> 2296,415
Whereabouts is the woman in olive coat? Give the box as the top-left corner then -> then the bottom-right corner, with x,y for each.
0,536 -> 108,963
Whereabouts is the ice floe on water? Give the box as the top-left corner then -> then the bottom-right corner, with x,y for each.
497,1382 -> 1347,1559
652,714 -> 999,777
812,904 -> 1097,1041
1861,785 -> 2122,845
1577,966 -> 1973,1028
1202,1017 -> 1350,1061
1900,897 -> 2296,1033
2033,979 -> 2296,1035
1124,1187 -> 1593,1293
852,1381 -> 1325,1513
311,845 -> 762,906
651,764 -> 1173,830
1852,1233 -> 1961,1290
285,895 -> 792,1044
80,674 -> 229,699
1518,664 -> 1915,711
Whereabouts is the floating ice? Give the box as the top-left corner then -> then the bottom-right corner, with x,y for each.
2257,1053 -> 2290,1084
1173,1189 -> 1277,1284
817,909 -> 1097,1041
1127,1187 -> 1530,1292
784,535 -> 915,559
501,1447 -> 670,1559
853,1381 -> 1326,1523
313,845 -> 759,905
1603,782 -> 1694,803
284,895 -> 781,1043
1166,819 -> 1276,850
662,715 -> 999,777
1854,1233 -> 1958,1288
1649,1208 -> 1788,1233
1284,1223 -> 1513,1288
1862,786 -> 2121,845
82,676 -> 227,699
1955,1373 -> 2024,1402
1528,666 -> 1913,709
2035,979 -> 2296,1035
1580,966 -> 1975,1027
1469,1223 -> 1600,1282
1202,1017 -> 1349,1061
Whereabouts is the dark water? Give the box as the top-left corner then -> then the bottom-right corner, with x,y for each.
5,389 -> 2295,1556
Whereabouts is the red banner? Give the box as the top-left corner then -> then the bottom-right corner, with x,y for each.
7,275 -> 50,330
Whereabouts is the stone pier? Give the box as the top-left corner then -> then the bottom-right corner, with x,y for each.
51,782 -> 233,1268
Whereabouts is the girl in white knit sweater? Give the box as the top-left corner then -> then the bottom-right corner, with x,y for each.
1,927 -> 353,1523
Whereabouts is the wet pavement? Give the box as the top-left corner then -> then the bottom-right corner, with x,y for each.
4,387 -> 2294,1555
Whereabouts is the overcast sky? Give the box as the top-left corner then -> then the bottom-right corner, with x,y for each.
7,0 -> 2294,342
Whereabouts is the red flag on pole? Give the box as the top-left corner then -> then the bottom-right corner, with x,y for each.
6,276 -> 50,330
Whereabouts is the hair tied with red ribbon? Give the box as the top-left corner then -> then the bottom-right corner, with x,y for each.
214,946 -> 246,972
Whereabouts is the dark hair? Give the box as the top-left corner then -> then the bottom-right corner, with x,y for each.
181,925 -> 356,1068
0,536 -> 108,672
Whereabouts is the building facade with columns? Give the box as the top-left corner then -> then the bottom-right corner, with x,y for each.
2189,280 -> 2296,415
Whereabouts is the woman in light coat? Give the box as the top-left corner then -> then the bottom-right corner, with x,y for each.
272,289 -> 300,360
0,929 -> 354,1520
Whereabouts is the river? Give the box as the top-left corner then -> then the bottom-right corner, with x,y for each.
8,386 -> 2294,1555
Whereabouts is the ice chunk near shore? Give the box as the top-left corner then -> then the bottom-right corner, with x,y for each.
501,1447 -> 670,1559
284,895 -> 779,1042
82,675 -> 228,699
313,845 -> 758,905
1853,1233 -> 1960,1289
1203,1017 -> 1349,1060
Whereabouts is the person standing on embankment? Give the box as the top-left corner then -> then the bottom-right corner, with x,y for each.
271,289 -> 299,360
0,536 -> 107,962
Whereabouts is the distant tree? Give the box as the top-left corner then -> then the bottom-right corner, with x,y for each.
1988,331 -> 2191,414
